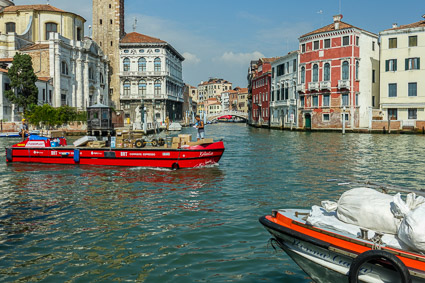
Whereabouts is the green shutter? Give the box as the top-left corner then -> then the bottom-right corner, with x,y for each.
394,59 -> 397,71
405,59 -> 409,70
418,58 -> 420,69
385,60 -> 389,72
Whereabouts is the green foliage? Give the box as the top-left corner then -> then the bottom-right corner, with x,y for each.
26,104 -> 87,127
5,53 -> 38,112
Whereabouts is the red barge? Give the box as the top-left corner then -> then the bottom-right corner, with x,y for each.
5,136 -> 225,170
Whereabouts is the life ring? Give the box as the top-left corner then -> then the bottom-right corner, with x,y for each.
171,163 -> 179,170
134,139 -> 146,148
348,250 -> 411,283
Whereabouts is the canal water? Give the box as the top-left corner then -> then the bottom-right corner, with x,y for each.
1,124 -> 424,282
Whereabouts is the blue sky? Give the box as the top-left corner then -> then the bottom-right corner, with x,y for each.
16,0 -> 425,87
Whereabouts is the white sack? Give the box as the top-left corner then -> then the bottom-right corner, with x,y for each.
336,188 -> 401,234
398,204 -> 425,252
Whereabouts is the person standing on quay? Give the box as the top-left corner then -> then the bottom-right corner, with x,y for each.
195,115 -> 205,141
19,119 -> 29,141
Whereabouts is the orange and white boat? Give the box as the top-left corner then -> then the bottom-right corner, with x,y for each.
260,181 -> 425,283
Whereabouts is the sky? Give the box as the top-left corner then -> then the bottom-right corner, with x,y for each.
15,0 -> 425,88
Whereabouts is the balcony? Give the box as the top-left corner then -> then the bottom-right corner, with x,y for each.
296,84 -> 306,93
120,71 -> 169,77
308,81 -> 319,91
338,80 -> 350,90
320,81 -> 331,90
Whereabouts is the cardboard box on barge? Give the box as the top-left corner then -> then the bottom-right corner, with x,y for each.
178,134 -> 192,144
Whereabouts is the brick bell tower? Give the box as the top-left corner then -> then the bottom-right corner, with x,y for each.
92,0 -> 125,109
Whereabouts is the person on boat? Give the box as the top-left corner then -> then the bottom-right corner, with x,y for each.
19,119 -> 29,141
195,115 -> 205,141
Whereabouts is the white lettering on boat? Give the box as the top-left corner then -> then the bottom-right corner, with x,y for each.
91,151 -> 103,156
26,141 -> 46,148
162,152 -> 170,156
199,151 -> 214,157
51,151 -> 58,156
33,150 -> 43,154
143,153 -> 155,157
121,152 -> 128,157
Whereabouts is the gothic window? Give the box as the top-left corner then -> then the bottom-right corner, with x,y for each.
45,22 -> 58,40
123,80 -> 130,96
301,66 -> 305,84
324,63 -> 330,81
6,22 -> 15,33
154,58 -> 161,72
139,80 -> 147,95
123,58 -> 130,71
355,61 -> 359,80
154,80 -> 161,95
342,61 -> 349,80
312,64 -> 319,82
100,73 -> 104,84
138,58 -> 146,72
61,61 -> 69,75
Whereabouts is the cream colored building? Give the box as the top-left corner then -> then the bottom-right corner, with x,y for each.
197,78 -> 232,102
0,4 -> 108,110
238,88 -> 249,113
380,17 -> 425,125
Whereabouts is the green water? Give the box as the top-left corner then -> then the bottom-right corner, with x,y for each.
0,124 -> 424,282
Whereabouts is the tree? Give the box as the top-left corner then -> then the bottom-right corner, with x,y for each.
5,53 -> 38,113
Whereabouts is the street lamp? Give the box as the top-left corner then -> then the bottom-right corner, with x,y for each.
172,104 -> 175,121
342,105 -> 346,135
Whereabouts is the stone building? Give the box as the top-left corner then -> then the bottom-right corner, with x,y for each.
197,78 -> 232,102
119,32 -> 184,127
92,0 -> 125,109
0,4 -> 108,110
270,51 -> 299,128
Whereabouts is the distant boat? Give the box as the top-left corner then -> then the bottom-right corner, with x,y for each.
168,122 -> 182,131
0,130 -> 40,138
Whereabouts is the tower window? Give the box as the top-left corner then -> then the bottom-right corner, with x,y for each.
109,4 -> 112,8
6,22 -> 15,33
100,19 -> 103,25
111,41 -> 113,46
110,20 -> 113,25
45,22 -> 58,40
77,27 -> 82,41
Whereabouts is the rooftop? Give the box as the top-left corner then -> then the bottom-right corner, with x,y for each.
121,32 -> 166,44
384,20 -> 425,31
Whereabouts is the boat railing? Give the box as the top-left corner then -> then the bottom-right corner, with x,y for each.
327,179 -> 425,197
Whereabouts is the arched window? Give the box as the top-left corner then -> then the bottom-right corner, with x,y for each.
89,67 -> 95,80
123,58 -> 130,72
154,80 -> 161,95
154,58 -> 161,72
61,61 -> 69,75
324,63 -> 330,81
355,61 -> 359,80
139,80 -> 146,95
301,66 -> 305,84
45,22 -> 58,40
123,80 -> 131,96
138,58 -> 146,72
312,64 -> 319,82
342,61 -> 349,80
100,73 -> 104,84
6,22 -> 15,33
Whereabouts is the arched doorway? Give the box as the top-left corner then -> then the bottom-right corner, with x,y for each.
305,113 -> 312,129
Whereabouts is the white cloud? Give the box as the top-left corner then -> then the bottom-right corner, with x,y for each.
182,52 -> 200,64
215,51 -> 265,65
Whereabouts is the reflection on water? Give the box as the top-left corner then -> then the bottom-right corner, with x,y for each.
0,127 -> 425,282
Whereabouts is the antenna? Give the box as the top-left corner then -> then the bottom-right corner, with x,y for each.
317,10 -> 324,26
132,17 -> 138,32
339,0 -> 342,14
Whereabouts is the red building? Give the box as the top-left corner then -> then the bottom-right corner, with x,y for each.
297,15 -> 379,130
251,58 -> 277,126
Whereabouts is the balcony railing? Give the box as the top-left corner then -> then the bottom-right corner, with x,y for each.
308,81 -> 319,91
121,93 -> 166,100
296,84 -> 305,93
120,71 -> 169,77
338,80 -> 350,90
320,81 -> 331,90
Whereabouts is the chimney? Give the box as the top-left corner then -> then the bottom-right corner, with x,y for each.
392,23 -> 398,28
333,14 -> 343,30
422,14 -> 425,19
